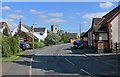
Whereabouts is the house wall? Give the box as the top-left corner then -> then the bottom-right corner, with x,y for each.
33,28 -> 47,42
88,31 -> 92,46
111,14 -> 119,44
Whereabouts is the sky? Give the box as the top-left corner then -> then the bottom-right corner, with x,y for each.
0,2 -> 118,35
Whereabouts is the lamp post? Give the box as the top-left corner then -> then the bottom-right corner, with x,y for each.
31,24 -> 36,49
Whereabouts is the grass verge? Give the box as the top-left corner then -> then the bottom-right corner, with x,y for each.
0,51 -> 27,62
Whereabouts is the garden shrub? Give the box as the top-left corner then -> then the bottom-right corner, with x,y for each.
2,36 -> 19,57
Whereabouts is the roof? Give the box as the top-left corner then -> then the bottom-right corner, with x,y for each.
65,33 -> 78,39
92,18 -> 103,32
0,22 -> 10,32
25,32 -> 37,38
83,28 -> 92,37
34,28 -> 46,32
23,25 -> 32,31
97,5 -> 120,31
22,25 -> 46,32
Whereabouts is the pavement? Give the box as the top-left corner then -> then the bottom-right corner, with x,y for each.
1,43 -> 120,77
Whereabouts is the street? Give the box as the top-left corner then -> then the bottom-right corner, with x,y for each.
2,44 -> 119,77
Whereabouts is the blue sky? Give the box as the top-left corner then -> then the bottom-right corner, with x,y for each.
0,2 -> 118,35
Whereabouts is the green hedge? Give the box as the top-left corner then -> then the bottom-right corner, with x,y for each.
29,42 -> 45,49
2,36 -> 19,57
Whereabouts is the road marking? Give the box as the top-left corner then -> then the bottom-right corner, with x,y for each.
81,69 -> 92,75
29,58 -> 32,76
60,47 -> 75,66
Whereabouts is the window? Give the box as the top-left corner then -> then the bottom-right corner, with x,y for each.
40,32 -> 43,35
99,33 -> 108,40
83,37 -> 88,41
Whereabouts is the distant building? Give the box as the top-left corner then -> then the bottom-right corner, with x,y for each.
51,25 -> 59,33
65,32 -> 78,39
12,19 -> 47,42
0,22 -> 10,34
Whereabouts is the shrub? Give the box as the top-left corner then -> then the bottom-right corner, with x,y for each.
28,42 -> 45,49
45,33 -> 61,45
2,36 -> 19,57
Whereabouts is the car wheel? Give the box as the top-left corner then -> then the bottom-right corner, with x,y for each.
22,49 -> 26,51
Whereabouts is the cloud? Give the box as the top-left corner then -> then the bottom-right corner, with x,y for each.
75,12 -> 80,15
100,1 -> 114,9
0,18 -> 17,30
0,6 -> 11,10
15,10 -> 22,13
41,18 -> 67,23
39,15 -> 47,19
48,12 -> 63,17
30,9 -> 44,14
69,16 -> 75,19
82,12 -> 107,19
7,14 -> 25,19
83,21 -> 89,26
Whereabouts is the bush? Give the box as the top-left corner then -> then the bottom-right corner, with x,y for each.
45,33 -> 61,45
28,42 -> 45,49
2,36 -> 19,57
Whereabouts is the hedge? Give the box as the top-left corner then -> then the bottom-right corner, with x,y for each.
29,42 -> 45,49
2,36 -> 19,57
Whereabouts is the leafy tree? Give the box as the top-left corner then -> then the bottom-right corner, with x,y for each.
60,33 -> 70,43
45,33 -> 61,45
3,28 -> 9,36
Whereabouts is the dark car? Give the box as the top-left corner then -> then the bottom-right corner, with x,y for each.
20,42 -> 30,51
73,40 -> 83,49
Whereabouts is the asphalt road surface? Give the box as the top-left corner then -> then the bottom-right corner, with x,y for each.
2,43 -> 119,77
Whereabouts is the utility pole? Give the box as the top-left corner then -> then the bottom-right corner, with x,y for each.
31,24 -> 37,49
80,24 -> 81,39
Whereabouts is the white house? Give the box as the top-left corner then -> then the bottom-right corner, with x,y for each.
12,20 -> 47,42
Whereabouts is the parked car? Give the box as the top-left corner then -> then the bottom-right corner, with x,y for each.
20,42 -> 30,51
73,40 -> 83,49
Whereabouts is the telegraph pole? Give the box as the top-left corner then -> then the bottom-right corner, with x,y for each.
80,24 -> 81,39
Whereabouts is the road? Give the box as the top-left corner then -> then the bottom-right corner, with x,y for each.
2,43 -> 119,77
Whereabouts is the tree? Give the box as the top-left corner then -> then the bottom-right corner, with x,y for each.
45,33 -> 61,45
60,33 -> 70,43
3,28 -> 9,36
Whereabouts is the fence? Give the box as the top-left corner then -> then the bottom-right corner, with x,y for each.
112,42 -> 120,54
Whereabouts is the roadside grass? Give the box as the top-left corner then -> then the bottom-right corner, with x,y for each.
0,51 -> 27,62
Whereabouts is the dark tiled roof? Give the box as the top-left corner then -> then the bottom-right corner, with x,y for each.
83,28 -> 92,37
92,18 -> 103,32
65,33 -> 78,39
34,28 -> 46,32
23,25 -> 32,31
97,5 -> 120,31
25,32 -> 37,38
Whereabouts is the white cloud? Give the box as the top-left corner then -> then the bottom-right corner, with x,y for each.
48,12 -> 63,17
41,18 -> 66,23
15,10 -> 22,13
69,16 -> 75,19
82,12 -> 107,19
75,12 -> 80,15
39,15 -> 47,19
7,14 -> 25,19
0,6 -> 11,10
83,21 -> 89,26
0,18 -> 17,30
100,1 -> 114,9
30,9 -> 44,14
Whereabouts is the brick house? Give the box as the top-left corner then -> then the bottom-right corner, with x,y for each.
87,5 -> 120,53
96,5 -> 120,53
0,22 -> 10,33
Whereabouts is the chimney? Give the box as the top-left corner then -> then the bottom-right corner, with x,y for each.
19,19 -> 22,31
